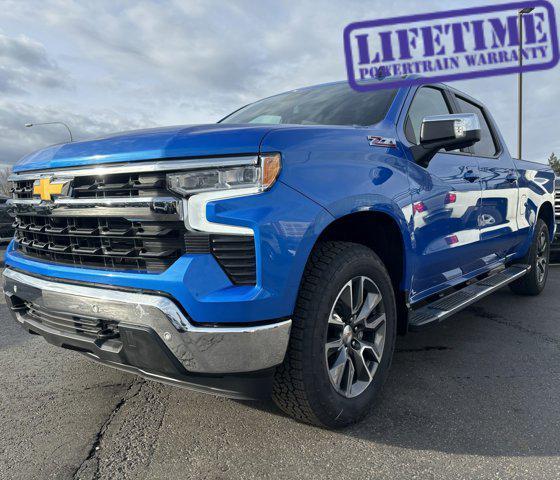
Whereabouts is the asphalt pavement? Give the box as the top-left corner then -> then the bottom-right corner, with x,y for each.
1,266 -> 559,480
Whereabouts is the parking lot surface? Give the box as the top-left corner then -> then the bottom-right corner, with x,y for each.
1,267 -> 559,480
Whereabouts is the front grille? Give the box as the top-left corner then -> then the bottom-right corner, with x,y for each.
25,301 -> 119,340
11,171 -> 186,273
555,189 -> 560,221
10,165 -> 258,284
13,215 -> 186,272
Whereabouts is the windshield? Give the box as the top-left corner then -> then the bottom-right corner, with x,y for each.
220,83 -> 396,127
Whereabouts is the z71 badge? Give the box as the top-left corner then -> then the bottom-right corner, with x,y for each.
367,136 -> 396,147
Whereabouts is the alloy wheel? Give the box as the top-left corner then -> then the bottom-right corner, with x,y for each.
325,276 -> 386,398
536,230 -> 549,284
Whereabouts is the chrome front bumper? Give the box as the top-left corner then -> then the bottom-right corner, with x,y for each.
2,268 -> 291,375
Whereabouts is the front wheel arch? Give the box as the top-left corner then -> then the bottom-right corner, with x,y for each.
307,210 -> 410,334
272,241 -> 398,427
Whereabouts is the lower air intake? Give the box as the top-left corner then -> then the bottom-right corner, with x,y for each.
185,232 -> 257,285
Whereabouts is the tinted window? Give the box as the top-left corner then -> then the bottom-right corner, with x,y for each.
455,96 -> 498,157
405,87 -> 451,144
220,84 -> 397,127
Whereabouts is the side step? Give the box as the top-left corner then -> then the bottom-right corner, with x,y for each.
408,265 -> 530,330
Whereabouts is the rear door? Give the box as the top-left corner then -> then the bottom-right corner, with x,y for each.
402,86 -> 483,300
453,93 -> 521,260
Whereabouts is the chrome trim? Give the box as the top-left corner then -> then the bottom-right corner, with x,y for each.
421,113 -> 480,139
9,155 -> 259,181
185,187 -> 258,235
7,196 -> 183,220
8,196 -> 176,206
3,268 -> 291,374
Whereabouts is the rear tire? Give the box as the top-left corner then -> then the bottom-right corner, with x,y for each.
509,219 -> 550,296
272,241 -> 397,428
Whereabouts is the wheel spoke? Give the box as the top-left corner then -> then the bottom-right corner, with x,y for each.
351,346 -> 373,382
329,347 -> 348,387
351,276 -> 365,314
337,281 -> 353,318
366,312 -> 386,331
361,340 -> 383,363
354,292 -> 381,324
325,338 -> 343,353
344,358 -> 355,396
328,312 -> 345,327
538,234 -> 546,254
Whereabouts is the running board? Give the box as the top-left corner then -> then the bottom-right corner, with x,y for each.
408,265 -> 530,330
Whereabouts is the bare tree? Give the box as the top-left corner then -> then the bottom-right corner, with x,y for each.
0,166 -> 12,197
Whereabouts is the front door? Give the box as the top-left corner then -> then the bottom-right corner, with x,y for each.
402,86 -> 483,301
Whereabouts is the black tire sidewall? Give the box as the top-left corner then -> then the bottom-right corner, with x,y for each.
301,245 -> 397,427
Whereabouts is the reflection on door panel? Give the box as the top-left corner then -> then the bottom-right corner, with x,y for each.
408,153 -> 483,296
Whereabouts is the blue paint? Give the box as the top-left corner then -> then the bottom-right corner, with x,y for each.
7,81 -> 555,325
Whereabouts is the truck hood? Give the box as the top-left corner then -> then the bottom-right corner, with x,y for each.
14,124 -> 279,173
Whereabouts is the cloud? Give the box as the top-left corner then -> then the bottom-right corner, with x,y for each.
0,33 -> 72,94
0,101 -> 157,164
0,0 -> 558,165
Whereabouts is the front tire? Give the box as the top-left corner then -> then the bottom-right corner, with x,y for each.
272,242 -> 397,428
509,218 -> 550,296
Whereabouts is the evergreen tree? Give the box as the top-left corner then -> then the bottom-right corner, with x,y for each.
548,152 -> 560,176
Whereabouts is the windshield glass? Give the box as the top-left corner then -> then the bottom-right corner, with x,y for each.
220,83 -> 396,127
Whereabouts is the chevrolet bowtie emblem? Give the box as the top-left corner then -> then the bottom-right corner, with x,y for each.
33,178 -> 69,201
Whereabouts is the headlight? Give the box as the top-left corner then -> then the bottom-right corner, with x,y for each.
167,153 -> 281,196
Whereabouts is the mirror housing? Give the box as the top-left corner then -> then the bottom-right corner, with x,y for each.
411,113 -> 481,167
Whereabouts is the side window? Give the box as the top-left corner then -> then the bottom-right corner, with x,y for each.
455,96 -> 498,157
405,87 -> 451,145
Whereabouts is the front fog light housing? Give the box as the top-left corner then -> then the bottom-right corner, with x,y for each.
167,153 -> 281,196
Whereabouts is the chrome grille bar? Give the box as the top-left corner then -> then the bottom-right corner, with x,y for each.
7,197 -> 182,220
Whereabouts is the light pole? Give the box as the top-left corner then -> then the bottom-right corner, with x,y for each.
24,122 -> 73,143
517,7 -> 534,160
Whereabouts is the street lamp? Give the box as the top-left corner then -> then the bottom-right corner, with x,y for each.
24,122 -> 73,142
517,7 -> 534,160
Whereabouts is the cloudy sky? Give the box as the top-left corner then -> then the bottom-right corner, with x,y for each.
1,0 -> 559,167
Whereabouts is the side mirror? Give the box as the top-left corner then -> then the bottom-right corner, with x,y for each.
411,113 -> 481,167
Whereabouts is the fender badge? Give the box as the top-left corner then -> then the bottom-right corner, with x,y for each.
367,136 -> 396,148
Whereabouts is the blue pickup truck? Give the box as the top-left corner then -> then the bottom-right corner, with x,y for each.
4,79 -> 555,427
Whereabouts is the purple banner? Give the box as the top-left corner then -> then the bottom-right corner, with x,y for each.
344,1 -> 559,91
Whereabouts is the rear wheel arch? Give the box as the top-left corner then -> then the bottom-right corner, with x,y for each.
537,201 -> 555,240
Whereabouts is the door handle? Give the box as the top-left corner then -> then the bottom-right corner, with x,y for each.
463,170 -> 479,182
506,172 -> 518,183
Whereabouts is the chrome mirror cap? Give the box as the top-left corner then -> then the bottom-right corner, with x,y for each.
412,113 -> 482,167
420,113 -> 480,142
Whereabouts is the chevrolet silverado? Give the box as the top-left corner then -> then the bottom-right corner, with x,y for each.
4,79 -> 555,427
